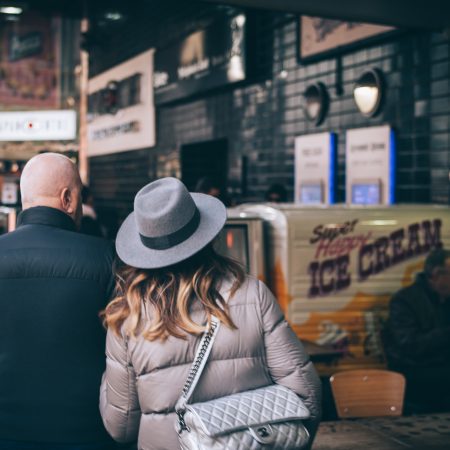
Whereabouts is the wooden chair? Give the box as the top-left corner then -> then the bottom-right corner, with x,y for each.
330,369 -> 406,418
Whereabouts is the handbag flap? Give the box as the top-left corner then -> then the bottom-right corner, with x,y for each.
185,385 -> 310,437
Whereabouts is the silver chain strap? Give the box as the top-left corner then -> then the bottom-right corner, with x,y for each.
177,318 -> 219,433
181,319 -> 218,397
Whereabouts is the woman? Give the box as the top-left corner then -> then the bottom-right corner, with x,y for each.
100,177 -> 321,450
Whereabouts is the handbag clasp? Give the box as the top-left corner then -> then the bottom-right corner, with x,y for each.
249,424 -> 275,444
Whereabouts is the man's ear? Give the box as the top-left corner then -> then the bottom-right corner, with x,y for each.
60,187 -> 74,214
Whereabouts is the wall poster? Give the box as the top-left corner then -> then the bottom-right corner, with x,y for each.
0,12 -> 60,108
299,16 -> 394,62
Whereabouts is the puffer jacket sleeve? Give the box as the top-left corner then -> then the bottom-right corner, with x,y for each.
100,328 -> 140,443
257,279 -> 322,441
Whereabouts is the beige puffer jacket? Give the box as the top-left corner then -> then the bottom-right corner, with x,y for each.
100,276 -> 322,450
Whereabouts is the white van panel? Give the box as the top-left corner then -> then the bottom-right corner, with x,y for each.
229,204 -> 450,373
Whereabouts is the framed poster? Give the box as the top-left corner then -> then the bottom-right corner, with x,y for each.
298,16 -> 395,63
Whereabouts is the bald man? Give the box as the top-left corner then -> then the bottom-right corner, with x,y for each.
0,154 -> 116,449
20,152 -> 83,226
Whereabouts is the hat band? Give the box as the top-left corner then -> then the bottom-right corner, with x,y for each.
139,208 -> 200,250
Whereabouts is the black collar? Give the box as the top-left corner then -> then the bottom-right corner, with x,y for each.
17,206 -> 76,232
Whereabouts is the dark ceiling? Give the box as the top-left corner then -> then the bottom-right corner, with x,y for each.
13,0 -> 450,29
13,0 -> 152,18
204,0 -> 450,29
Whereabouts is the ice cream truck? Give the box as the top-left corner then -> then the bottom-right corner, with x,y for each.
218,204 -> 450,375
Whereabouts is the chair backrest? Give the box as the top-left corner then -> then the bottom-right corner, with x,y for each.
330,369 -> 406,418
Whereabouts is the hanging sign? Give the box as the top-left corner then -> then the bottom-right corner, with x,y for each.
0,110 -> 76,141
154,14 -> 246,104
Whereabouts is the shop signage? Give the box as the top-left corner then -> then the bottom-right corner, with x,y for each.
295,132 -> 336,204
87,49 -> 155,156
88,76 -> 141,116
346,125 -> 395,205
307,218 -> 441,297
0,110 -> 76,141
0,13 -> 60,108
9,31 -> 43,61
154,14 -> 246,104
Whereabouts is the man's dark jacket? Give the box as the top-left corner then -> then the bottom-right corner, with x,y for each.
0,207 -> 115,445
384,272 -> 450,369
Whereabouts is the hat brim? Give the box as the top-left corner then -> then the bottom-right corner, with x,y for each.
115,193 -> 226,269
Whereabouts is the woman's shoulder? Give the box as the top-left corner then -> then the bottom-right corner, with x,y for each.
220,274 -> 274,306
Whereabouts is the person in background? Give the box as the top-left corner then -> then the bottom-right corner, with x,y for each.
265,182 -> 288,202
80,185 -> 104,237
0,153 -> 116,449
384,248 -> 450,413
195,176 -> 221,198
194,175 -> 231,206
99,177 -> 321,450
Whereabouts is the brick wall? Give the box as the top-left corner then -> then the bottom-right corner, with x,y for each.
88,2 -> 450,228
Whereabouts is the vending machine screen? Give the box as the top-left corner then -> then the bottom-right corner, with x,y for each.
300,183 -> 323,204
351,182 -> 381,205
215,224 -> 250,272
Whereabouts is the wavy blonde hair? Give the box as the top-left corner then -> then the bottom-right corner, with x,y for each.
103,245 -> 245,340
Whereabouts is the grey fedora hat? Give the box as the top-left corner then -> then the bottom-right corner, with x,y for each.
116,177 -> 226,269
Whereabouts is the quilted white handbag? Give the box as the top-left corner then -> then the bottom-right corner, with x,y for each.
175,316 -> 311,450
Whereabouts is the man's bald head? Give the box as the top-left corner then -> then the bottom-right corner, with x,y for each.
20,153 -> 83,226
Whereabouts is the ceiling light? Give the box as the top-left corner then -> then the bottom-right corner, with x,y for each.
104,11 -> 123,21
0,6 -> 23,14
235,14 -> 245,28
